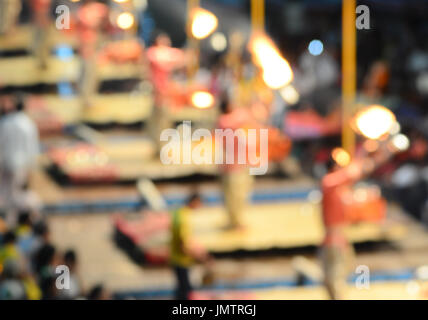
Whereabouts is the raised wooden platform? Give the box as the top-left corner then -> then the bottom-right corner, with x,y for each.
0,56 -> 147,86
0,25 -> 77,52
136,202 -> 407,256
193,281 -> 427,300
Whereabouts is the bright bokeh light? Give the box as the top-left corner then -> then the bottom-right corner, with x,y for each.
249,34 -> 293,89
113,0 -> 128,3
354,105 -> 396,140
191,8 -> 218,40
117,12 -> 135,30
55,45 -> 74,61
210,32 -> 227,52
363,139 -> 379,153
332,148 -> 351,167
279,85 -> 300,105
391,134 -> 410,152
191,91 -> 215,109
389,121 -> 401,135
308,40 -> 324,56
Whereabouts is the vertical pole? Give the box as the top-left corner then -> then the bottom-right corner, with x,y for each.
251,0 -> 265,32
187,0 -> 200,78
342,0 -> 356,157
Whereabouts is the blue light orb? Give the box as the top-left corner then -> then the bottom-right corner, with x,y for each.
308,40 -> 324,56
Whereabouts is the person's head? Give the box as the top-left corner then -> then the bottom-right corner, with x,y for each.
154,32 -> 171,47
17,211 -> 32,227
33,220 -> 50,242
2,231 -> 16,246
34,244 -> 56,273
187,193 -> 202,209
87,284 -> 111,300
64,249 -> 77,270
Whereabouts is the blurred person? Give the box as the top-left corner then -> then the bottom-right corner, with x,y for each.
217,96 -> 259,230
361,61 -> 390,101
39,274 -> 58,300
76,0 -> 109,108
0,229 -> 40,299
0,0 -> 21,36
33,244 -> 59,299
170,193 -> 210,300
16,211 -> 35,258
146,32 -> 188,152
294,46 -> 340,116
0,95 -> 40,226
0,259 -> 27,300
58,249 -> 83,299
321,141 -> 403,300
0,231 -> 21,268
30,0 -> 52,69
29,220 -> 51,273
33,243 -> 56,276
15,212 -> 43,301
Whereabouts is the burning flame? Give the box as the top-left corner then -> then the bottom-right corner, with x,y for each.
249,33 -> 293,89
117,12 -> 135,30
191,8 -> 218,40
332,147 -> 351,167
354,105 -> 396,140
191,91 -> 215,109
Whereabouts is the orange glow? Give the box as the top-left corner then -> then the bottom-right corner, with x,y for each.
354,105 -> 396,140
332,147 -> 351,167
363,139 -> 379,153
191,8 -> 218,40
249,33 -> 293,89
191,91 -> 215,109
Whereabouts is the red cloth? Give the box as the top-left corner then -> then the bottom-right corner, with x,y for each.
30,0 -> 52,26
147,45 -> 186,105
321,163 -> 362,227
30,0 -> 51,12
76,3 -> 109,58
217,108 -> 260,172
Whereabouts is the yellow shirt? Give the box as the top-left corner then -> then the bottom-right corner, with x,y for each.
170,207 -> 193,267
0,244 -> 19,267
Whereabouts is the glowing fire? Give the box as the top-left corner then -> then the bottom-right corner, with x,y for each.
354,105 -> 396,140
249,33 -> 293,89
191,91 -> 215,109
191,8 -> 218,40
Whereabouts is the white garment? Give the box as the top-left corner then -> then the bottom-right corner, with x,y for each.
0,112 -> 40,217
295,51 -> 339,96
0,112 -> 40,172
